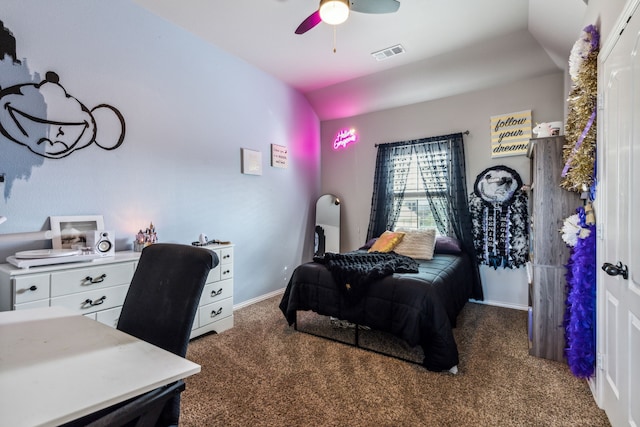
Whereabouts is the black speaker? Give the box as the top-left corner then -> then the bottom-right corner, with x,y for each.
85,230 -> 115,257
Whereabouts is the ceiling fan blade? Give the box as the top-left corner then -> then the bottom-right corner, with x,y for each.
350,0 -> 400,14
295,10 -> 322,34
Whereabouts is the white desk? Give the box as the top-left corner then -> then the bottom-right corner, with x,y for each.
0,306 -> 201,427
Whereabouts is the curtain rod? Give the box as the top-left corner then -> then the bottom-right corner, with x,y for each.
374,130 -> 469,147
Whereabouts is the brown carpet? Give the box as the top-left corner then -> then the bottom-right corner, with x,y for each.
181,295 -> 609,427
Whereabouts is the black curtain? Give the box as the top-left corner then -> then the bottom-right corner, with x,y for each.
366,133 -> 483,300
365,143 -> 412,240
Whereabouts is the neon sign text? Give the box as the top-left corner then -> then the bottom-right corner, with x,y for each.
333,128 -> 358,150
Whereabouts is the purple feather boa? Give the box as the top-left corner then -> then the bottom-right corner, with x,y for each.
564,206 -> 596,378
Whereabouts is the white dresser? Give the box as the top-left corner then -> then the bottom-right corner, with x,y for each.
0,252 -> 140,328
0,246 -> 234,336
191,243 -> 234,338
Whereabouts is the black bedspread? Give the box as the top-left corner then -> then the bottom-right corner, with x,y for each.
279,252 -> 474,372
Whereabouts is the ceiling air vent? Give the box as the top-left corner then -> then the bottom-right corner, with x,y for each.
371,44 -> 405,61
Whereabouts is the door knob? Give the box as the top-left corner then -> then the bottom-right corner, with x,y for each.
601,262 -> 629,280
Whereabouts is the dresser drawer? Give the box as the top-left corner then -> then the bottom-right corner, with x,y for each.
191,314 -> 199,330
220,248 -> 233,281
220,263 -> 233,281
198,296 -> 233,328
203,247 -> 233,283
15,299 -> 50,310
50,263 -> 135,297
13,274 -> 50,304
96,306 -> 123,328
220,247 -> 233,265
206,262 -> 221,283
50,284 -> 129,315
187,244 -> 233,338
200,279 -> 233,306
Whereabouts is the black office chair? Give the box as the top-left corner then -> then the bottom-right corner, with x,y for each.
84,381 -> 186,427
117,243 -> 218,426
63,243 -> 218,427
118,243 -> 218,358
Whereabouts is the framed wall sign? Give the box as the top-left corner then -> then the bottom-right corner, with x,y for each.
271,144 -> 288,168
490,110 -> 531,158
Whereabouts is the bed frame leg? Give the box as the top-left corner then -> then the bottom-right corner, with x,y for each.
292,312 -> 425,368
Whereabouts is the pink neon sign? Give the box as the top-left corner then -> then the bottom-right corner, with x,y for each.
333,128 -> 358,150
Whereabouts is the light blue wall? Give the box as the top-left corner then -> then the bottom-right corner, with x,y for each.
0,0 -> 320,305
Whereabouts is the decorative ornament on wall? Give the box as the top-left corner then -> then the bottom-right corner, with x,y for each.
562,204 -> 596,378
333,128 -> 358,150
0,71 -> 125,159
1,19 -> 128,199
562,25 -> 599,194
469,165 -> 528,269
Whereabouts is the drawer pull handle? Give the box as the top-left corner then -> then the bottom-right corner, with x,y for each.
29,285 -> 38,291
210,307 -> 223,318
211,288 -> 223,297
222,270 -> 230,275
84,296 -> 106,307
85,274 -> 107,284
223,255 -> 231,259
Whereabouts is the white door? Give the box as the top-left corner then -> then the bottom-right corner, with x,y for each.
598,2 -> 640,425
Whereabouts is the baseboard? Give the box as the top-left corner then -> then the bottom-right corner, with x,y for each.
233,287 -> 285,311
587,376 -> 603,408
469,298 -> 529,311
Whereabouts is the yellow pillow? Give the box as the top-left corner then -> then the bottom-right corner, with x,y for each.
368,231 -> 405,253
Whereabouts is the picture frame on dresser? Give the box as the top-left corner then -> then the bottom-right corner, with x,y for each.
50,215 -> 104,249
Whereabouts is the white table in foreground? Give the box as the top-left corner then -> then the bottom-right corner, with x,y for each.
0,306 -> 201,427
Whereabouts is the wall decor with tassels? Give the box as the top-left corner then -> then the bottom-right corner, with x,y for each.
469,165 -> 528,270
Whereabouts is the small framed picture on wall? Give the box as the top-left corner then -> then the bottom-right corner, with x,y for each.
241,148 -> 262,175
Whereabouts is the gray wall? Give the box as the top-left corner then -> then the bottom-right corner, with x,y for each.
320,72 -> 565,309
584,0 -> 627,44
0,0 -> 320,305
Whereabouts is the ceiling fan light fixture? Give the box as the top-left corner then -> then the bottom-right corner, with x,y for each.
319,0 -> 350,26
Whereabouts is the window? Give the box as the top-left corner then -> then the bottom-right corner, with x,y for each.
366,132 -> 483,300
392,146 -> 450,232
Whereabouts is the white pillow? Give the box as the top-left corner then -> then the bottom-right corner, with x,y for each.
393,228 -> 437,260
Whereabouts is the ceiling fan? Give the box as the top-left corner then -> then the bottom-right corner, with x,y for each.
295,0 -> 401,35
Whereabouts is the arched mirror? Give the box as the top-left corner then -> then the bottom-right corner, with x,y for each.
315,194 -> 340,255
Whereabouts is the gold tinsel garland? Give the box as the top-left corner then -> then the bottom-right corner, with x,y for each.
562,39 -> 599,193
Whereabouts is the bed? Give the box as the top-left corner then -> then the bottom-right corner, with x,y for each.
279,238 -> 476,372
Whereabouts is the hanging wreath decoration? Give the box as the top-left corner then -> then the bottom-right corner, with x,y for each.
469,165 -> 528,269
562,25 -> 600,194
562,204 -> 596,378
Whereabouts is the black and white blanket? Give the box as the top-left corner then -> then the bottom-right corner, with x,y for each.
313,252 -> 419,301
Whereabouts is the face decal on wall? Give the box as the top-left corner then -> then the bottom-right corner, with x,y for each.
474,166 -> 522,204
0,71 -> 125,159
